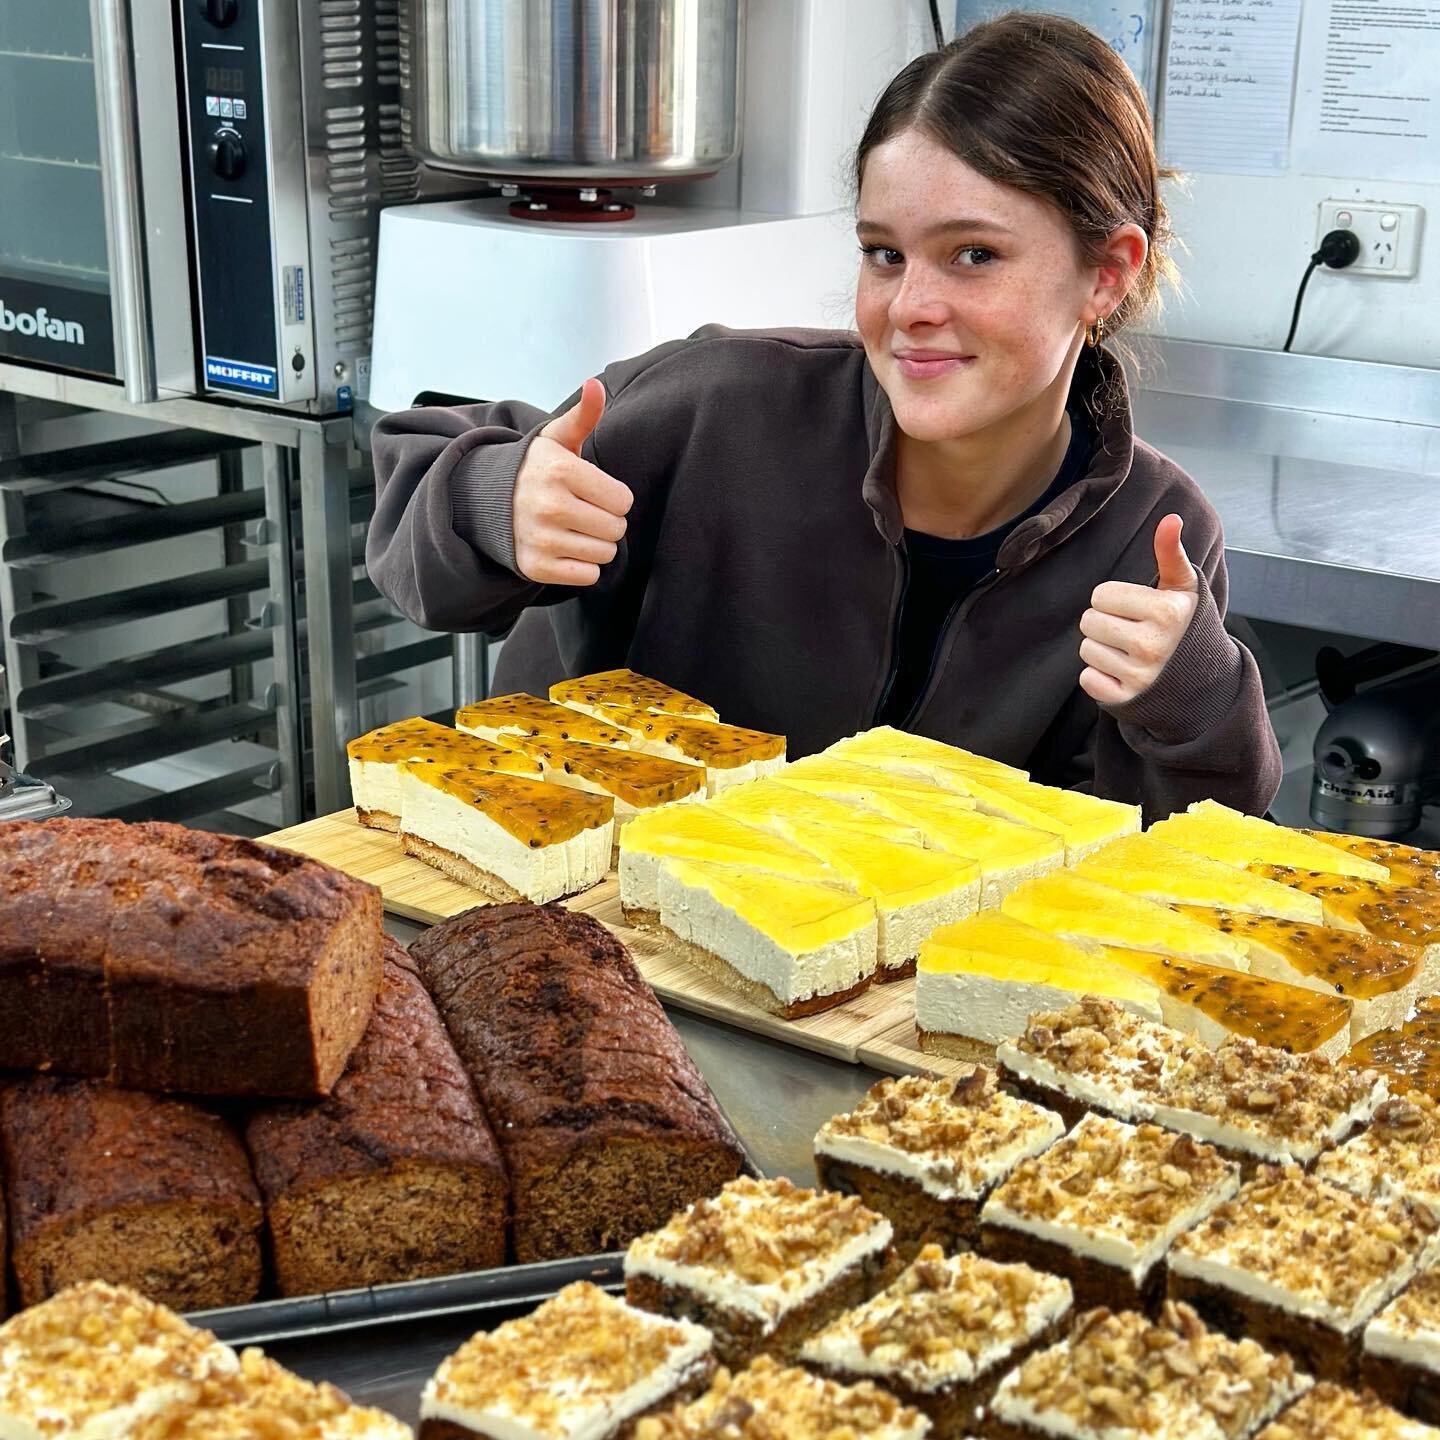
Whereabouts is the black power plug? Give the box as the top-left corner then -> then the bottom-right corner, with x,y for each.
1284,228 -> 1361,352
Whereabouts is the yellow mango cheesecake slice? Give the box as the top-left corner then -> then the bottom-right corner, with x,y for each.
1149,799 -> 1391,881
618,805 -> 842,925
1074,834 -> 1324,924
455,692 -> 632,749
1100,947 -> 1354,1061
824,726 -> 1029,782
773,756 -> 975,809
347,717 -> 543,831
1001,871 -> 1251,969
915,912 -> 1163,1062
585,706 -> 786,795
952,773 -> 1141,863
777,818 -> 981,980
713,778 -> 929,848
398,760 -> 613,903
550,668 -> 718,722
1301,829 -> 1440,890
655,858 -> 878,1018
1176,906 -> 1422,1044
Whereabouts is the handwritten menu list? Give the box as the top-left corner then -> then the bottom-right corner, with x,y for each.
1161,0 -> 1305,174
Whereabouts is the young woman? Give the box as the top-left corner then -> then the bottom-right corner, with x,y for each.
368,13 -> 1281,821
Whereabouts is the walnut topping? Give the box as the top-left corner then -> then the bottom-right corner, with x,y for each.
1316,1091 -> 1440,1218
985,1114 -> 1238,1252
800,1245 -> 1072,1388
1172,1167 -> 1435,1325
1368,1263 -> 1440,1344
635,1356 -> 927,1439
628,1177 -> 889,1304
428,1282 -> 709,1426
1255,1381 -> 1422,1440
994,1303 -> 1306,1438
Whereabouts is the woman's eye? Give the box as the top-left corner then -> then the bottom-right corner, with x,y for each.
860,244 -> 904,268
956,246 -> 996,267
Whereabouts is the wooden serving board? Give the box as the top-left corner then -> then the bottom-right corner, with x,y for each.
261,810 -> 967,1079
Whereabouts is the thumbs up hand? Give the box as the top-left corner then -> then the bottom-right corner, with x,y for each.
511,378 -> 634,586
1078,514 -> 1202,705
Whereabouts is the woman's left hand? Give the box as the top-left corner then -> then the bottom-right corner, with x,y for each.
1077,514 -> 1200,705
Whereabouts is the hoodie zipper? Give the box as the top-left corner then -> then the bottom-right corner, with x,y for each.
899,566 -> 1006,728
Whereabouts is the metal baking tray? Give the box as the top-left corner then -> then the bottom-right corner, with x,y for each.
188,1252 -> 625,1346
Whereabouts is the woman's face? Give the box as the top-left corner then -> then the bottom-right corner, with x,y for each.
856,128 -> 1111,445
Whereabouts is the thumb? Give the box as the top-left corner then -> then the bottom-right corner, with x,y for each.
1154,513 -> 1198,593
540,377 -> 606,454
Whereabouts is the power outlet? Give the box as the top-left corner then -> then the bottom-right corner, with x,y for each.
1317,200 -> 1424,278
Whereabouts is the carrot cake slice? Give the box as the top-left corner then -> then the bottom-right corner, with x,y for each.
986,1301 -> 1310,1440
980,1113 -> 1240,1314
951,774 -> 1141,862
583,707 -> 786,795
623,1176 -> 895,1368
418,1282 -> 714,1440
1167,1166 -> 1439,1383
348,716 -> 542,831
915,912 -> 1162,1065
1149,799 -> 1391,880
618,804 -> 837,928
1098,947 -> 1353,1060
399,761 -> 613,903
1362,1268 -> 1440,1426
1258,1382 -> 1440,1440
633,1355 -> 929,1440
1176,906 -> 1422,1043
655,858 -> 877,1018
455,692 -> 633,749
1074,834 -> 1323,923
800,1245 -> 1072,1439
1001,871 -> 1251,969
550,669 -> 718,722
812,1070 -> 1064,1257
996,998 -> 1205,1129
1315,1092 -> 1440,1220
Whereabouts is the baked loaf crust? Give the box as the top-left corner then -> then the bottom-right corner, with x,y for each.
411,903 -> 748,1262
0,818 -> 383,1097
245,938 -> 508,1295
0,1076 -> 263,1311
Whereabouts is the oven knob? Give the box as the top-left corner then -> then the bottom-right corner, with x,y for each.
210,129 -> 246,180
200,0 -> 239,25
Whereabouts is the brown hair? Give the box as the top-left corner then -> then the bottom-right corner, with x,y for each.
854,11 -> 1174,335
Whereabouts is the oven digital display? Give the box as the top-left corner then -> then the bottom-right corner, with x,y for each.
205,64 -> 247,95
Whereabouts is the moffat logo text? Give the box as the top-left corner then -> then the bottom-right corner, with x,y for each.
0,298 -> 85,345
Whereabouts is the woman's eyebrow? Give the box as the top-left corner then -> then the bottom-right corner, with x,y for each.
855,216 -> 1015,241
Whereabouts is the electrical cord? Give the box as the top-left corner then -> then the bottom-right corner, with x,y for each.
1283,228 -> 1361,353
928,0 -> 945,49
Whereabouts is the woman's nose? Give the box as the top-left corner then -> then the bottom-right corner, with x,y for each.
889,265 -> 949,329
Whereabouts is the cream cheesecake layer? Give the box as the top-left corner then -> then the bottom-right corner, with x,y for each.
954,774 -> 1140,862
713,778 -> 929,848
455,692 -> 633,749
916,912 -> 1163,1049
420,1282 -> 712,1440
350,735 -> 543,827
814,1072 -> 1064,1202
1365,1267 -> 1440,1377
1002,870 -> 1251,969
399,765 -> 612,903
800,1245 -> 1072,1392
550,668 -> 718,722
624,1177 -> 892,1332
618,805 -> 839,913
657,858 -> 877,1005
1075,833 -> 1324,923
1148,798 -> 1391,880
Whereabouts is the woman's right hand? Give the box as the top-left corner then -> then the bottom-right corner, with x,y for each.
511,378 -> 634,586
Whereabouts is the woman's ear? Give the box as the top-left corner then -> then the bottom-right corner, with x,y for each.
1089,223 -> 1149,322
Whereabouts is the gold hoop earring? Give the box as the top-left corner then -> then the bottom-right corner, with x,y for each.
1085,315 -> 1106,348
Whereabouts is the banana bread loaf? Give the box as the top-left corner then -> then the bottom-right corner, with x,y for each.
0,1076 -> 263,1311
0,818 -> 383,1097
411,903 -> 748,1263
245,938 -> 508,1296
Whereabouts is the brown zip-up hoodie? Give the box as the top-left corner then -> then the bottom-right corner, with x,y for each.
368,327 -> 1281,821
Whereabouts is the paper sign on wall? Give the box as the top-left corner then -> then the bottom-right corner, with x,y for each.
1161,0 -> 1305,175
1292,0 -> 1440,184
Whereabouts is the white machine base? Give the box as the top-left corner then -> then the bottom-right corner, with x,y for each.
370,198 -> 862,413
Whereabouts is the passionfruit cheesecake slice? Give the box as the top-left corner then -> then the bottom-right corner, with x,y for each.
1074,833 -> 1324,923
952,774 -> 1141,863
550,668 -> 718,722
1302,830 -> 1440,890
348,717 -> 543,831
586,706 -> 786,795
915,911 -> 1163,1063
455,692 -> 632,749
1176,906 -> 1422,1043
398,760 -> 613,903
1100,947 -> 1354,1060
1001,870 -> 1251,969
